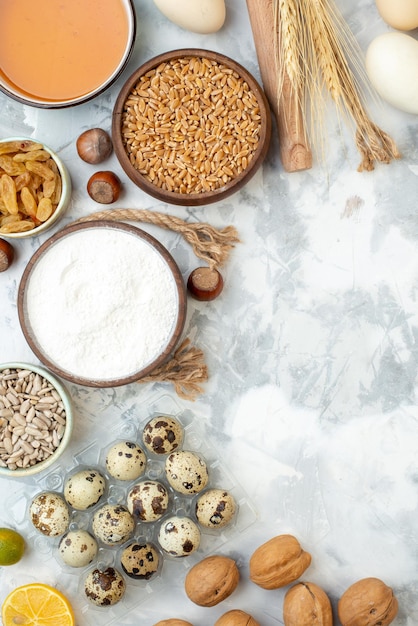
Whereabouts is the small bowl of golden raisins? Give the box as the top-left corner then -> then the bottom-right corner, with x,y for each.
0,137 -> 72,239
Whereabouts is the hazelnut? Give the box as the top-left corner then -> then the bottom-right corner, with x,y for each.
76,128 -> 113,164
187,267 -> 224,301
0,239 -> 14,272
87,171 -> 121,204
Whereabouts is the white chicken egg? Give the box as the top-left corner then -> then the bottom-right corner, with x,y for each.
152,0 -> 226,34
366,32 -> 418,115
375,0 -> 418,31
29,492 -> 70,537
58,529 -> 98,568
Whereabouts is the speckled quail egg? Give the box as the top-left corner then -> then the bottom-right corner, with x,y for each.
142,415 -> 183,455
127,480 -> 169,522
84,566 -> 126,606
92,503 -> 135,546
158,515 -> 200,557
120,541 -> 160,579
29,492 -> 70,537
105,440 -> 147,481
195,489 -> 237,529
165,450 -> 208,495
64,468 -> 106,510
58,529 -> 98,568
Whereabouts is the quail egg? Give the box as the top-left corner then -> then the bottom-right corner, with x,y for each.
84,566 -> 126,606
142,415 -> 183,455
92,503 -> 135,546
64,469 -> 106,510
29,492 -> 70,537
58,529 -> 98,568
127,480 -> 169,522
165,450 -> 208,495
158,515 -> 200,557
120,541 -> 160,579
195,489 -> 237,529
105,440 -> 147,481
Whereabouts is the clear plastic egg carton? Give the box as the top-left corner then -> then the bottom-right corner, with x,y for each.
5,394 -> 257,625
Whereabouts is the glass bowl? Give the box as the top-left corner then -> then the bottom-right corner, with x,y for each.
0,0 -> 136,108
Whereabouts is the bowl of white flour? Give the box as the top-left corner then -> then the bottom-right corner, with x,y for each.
17,221 -> 187,387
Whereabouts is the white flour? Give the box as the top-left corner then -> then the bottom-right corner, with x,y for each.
24,228 -> 179,380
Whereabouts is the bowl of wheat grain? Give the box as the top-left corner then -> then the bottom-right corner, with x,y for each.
112,49 -> 271,206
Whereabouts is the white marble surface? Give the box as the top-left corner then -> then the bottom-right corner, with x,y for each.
1,1 -> 418,624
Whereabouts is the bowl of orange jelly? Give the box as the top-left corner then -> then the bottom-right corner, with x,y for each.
0,0 -> 136,108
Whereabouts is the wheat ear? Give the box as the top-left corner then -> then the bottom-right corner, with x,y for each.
302,0 -> 400,171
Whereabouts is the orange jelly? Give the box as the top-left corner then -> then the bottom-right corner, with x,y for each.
0,0 -> 131,102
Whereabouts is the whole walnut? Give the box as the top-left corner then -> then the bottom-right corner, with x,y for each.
338,577 -> 398,626
185,555 -> 240,607
214,609 -> 260,625
153,621 -> 194,626
283,582 -> 333,626
249,534 -> 311,589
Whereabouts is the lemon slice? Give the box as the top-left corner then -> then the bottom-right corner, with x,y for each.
2,583 -> 75,626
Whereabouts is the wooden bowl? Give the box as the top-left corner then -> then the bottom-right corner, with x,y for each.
17,221 -> 187,387
112,48 -> 271,206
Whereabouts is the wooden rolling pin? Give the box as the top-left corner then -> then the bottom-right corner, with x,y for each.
246,0 -> 312,172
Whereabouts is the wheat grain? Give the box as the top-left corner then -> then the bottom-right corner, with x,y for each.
121,56 -> 262,194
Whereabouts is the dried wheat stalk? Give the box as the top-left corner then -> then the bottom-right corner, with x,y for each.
274,0 -> 400,171
277,0 -> 302,91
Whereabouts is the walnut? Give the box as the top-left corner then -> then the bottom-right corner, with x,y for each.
214,609 -> 260,625
185,555 -> 239,607
283,582 -> 333,625
338,577 -> 398,626
249,534 -> 311,589
153,621 -> 194,626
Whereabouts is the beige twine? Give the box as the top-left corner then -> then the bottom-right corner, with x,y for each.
76,208 -> 240,270
74,208 -> 240,400
139,338 -> 209,401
